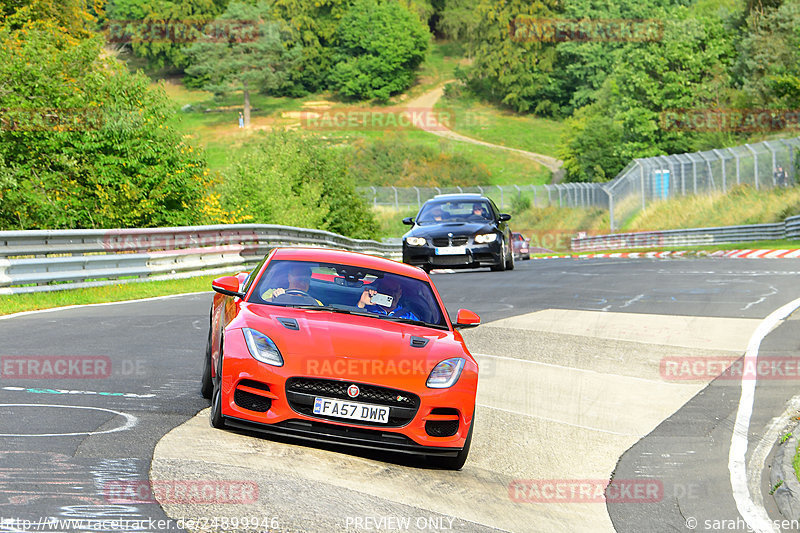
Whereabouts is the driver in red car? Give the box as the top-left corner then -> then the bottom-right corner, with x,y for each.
262,263 -> 321,304
357,277 -> 420,321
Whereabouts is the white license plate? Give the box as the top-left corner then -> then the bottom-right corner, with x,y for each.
313,397 -> 389,424
435,246 -> 467,255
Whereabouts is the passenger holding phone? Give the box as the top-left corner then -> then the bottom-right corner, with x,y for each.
357,277 -> 420,321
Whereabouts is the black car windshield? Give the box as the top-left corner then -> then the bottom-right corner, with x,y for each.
249,260 -> 448,329
416,200 -> 493,224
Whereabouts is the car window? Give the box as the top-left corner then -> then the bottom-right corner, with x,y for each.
416,200 -> 493,224
249,260 -> 447,329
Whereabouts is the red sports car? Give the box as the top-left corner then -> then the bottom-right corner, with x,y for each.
511,232 -> 531,261
202,247 -> 481,469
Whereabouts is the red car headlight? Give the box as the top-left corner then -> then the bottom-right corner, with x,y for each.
243,328 -> 284,367
426,358 -> 466,388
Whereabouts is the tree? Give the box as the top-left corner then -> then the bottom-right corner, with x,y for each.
0,20 -> 212,229
105,0 -> 229,71
184,1 -> 299,127
735,1 -> 800,108
456,0 -> 560,113
558,9 -> 737,182
2,0 -> 100,36
328,0 -> 429,101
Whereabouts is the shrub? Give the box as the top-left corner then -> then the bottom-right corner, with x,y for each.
0,21 -> 212,229
218,130 -> 379,239
328,0 -> 430,101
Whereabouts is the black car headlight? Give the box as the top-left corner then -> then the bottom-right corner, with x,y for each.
406,237 -> 427,246
474,233 -> 497,244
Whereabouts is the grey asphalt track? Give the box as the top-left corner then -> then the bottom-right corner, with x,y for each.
0,257 -> 798,532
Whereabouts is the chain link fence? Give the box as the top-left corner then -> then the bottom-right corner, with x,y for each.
357,183 -> 609,211
357,137 -> 800,230
605,137 -> 800,230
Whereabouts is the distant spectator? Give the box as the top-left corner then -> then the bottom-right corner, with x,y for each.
238,112 -> 244,128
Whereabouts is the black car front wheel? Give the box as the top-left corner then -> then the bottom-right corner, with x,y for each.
427,412 -> 474,470
201,320 -> 213,399
505,243 -> 515,271
209,345 -> 226,429
490,239 -> 509,271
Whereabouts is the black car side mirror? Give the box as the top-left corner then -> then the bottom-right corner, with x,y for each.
402,217 -> 415,225
499,213 -> 511,222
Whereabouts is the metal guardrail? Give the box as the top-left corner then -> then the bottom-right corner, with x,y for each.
571,215 -> 800,251
0,224 -> 402,294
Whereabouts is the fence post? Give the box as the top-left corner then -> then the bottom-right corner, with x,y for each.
745,143 -> 758,190
496,185 -> 504,209
607,187 -> 615,231
638,160 -> 645,210
392,186 -> 398,209
728,148 -> 740,186
413,186 -> 420,208
764,141 -> 778,187
371,186 -> 377,207
713,149 -> 727,192
692,157 -> 697,194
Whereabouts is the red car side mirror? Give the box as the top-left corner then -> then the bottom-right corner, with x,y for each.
212,275 -> 244,298
454,309 -> 480,329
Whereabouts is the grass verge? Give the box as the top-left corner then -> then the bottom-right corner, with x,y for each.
0,274 -> 234,316
434,90 -> 565,158
794,439 -> 800,484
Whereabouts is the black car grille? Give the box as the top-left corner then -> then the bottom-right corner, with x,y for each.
432,236 -> 469,247
431,255 -> 471,266
234,380 -> 272,413
425,420 -> 459,437
285,377 -> 420,427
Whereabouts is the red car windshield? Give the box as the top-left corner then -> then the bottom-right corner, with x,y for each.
249,260 -> 448,329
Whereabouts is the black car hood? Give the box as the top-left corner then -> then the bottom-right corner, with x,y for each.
404,221 -> 496,239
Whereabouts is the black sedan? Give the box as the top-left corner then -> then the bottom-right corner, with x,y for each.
401,194 -> 514,272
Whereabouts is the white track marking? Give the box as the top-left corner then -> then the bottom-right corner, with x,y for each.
476,403 -> 638,437
729,296 -> 800,533
0,403 -> 137,437
473,353 -> 665,385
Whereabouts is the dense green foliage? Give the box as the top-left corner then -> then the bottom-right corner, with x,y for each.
218,131 -> 378,239
444,0 -> 800,183
184,1 -> 299,125
0,21 -> 211,229
0,5 -> 379,239
106,0 -> 228,70
328,0 -> 429,101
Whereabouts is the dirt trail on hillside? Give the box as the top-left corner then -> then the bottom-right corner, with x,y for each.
404,83 -> 564,177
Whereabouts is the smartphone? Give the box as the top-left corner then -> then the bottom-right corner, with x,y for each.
370,293 -> 394,307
